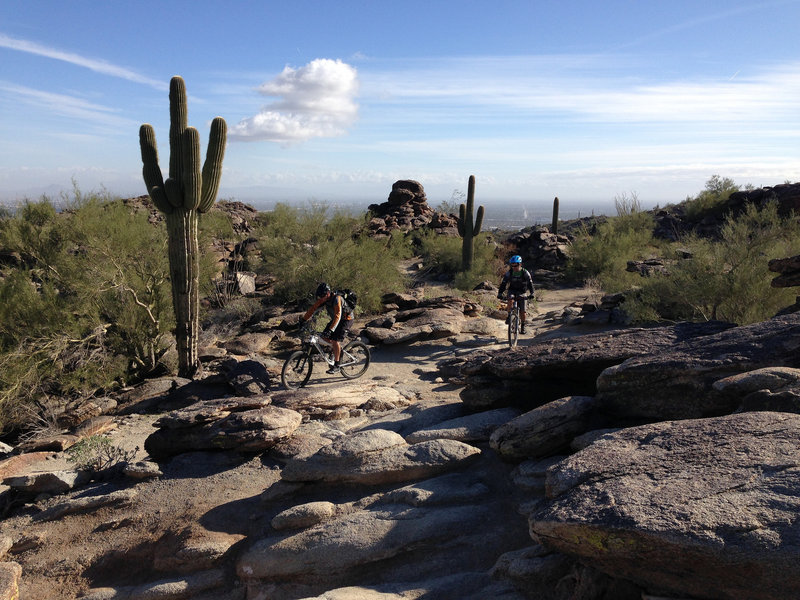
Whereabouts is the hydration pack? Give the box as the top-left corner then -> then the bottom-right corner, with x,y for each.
339,289 -> 357,315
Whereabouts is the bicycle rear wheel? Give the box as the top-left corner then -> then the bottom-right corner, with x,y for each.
508,308 -> 519,348
281,350 -> 313,389
339,341 -> 370,379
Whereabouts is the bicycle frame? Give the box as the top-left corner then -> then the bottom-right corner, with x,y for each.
503,293 -> 528,348
298,328 -> 362,369
303,332 -> 336,366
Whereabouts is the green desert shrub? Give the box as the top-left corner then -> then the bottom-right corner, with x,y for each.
416,230 -> 463,274
0,192 -> 185,434
415,230 -> 498,290
567,193 -> 659,291
682,175 -> 740,221
626,201 -> 800,325
252,203 -> 410,313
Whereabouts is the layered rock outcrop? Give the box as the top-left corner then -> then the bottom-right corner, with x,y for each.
458,320 -> 734,411
531,412 -> 800,600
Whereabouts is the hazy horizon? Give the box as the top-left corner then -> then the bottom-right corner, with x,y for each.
2,2 -> 799,210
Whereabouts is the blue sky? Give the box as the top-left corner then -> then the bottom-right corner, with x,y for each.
1,0 -> 799,214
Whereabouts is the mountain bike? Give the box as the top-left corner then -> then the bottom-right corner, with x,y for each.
281,325 -> 371,389
503,293 -> 529,348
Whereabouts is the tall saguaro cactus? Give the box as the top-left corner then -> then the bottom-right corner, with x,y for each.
457,175 -> 485,272
139,76 -> 227,378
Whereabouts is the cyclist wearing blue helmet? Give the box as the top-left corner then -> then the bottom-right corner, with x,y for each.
497,255 -> 535,334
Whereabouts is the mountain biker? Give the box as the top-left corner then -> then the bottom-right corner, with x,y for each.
298,282 -> 354,373
497,255 -> 535,334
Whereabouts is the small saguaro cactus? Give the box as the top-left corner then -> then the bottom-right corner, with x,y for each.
457,175 -> 485,272
551,196 -> 560,234
139,76 -> 227,378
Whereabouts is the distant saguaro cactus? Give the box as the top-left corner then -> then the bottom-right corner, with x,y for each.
552,196 -> 559,234
457,175 -> 485,272
139,76 -> 227,378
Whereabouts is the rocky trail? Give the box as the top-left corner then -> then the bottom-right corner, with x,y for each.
0,284 -> 603,600
5,276 -> 799,600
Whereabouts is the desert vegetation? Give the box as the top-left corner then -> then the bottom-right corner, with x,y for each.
0,175 -> 796,440
567,176 -> 800,324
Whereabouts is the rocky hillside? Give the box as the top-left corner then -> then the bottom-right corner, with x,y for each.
3,182 -> 800,599
2,274 -> 800,599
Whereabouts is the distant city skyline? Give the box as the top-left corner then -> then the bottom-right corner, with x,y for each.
2,0 -> 799,213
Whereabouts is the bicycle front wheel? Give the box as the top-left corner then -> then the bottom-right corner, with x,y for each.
508,308 -> 519,348
339,341 -> 370,379
281,350 -> 313,389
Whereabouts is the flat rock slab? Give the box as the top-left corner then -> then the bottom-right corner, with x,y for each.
405,407 -> 521,444
4,469 -> 90,494
33,488 -> 138,522
281,429 -> 481,485
530,411 -> 800,600
145,404 -> 302,459
78,568 -> 225,600
460,321 -> 733,409
0,451 -> 54,480
238,504 -> 492,582
490,396 -> 602,461
151,396 -> 273,428
597,313 -> 800,420
271,384 -> 410,415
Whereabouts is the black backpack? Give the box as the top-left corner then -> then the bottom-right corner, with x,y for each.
338,289 -> 357,315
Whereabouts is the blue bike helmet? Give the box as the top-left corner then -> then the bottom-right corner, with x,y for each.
315,282 -> 331,298
509,255 -> 522,265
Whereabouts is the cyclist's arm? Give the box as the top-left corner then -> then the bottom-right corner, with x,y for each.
302,297 -> 326,322
498,273 -> 508,296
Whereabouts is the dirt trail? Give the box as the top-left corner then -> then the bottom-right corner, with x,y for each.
1,283 -> 600,599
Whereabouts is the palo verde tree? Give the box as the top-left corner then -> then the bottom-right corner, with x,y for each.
457,175 -> 484,271
139,76 -> 227,377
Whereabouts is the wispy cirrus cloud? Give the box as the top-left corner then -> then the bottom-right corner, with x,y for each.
0,32 -> 166,89
359,55 -> 800,126
0,81 -> 137,129
229,58 -> 359,143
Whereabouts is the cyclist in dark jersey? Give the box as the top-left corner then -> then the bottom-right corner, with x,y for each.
298,282 -> 354,373
497,255 -> 535,334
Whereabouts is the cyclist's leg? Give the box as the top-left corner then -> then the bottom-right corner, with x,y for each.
329,320 -> 351,365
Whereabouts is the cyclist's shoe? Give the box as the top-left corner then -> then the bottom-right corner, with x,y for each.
326,363 -> 340,374
520,323 -> 526,334
505,316 -> 510,324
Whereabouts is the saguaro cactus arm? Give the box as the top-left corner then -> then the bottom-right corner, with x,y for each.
199,117 -> 227,212
139,124 -> 172,214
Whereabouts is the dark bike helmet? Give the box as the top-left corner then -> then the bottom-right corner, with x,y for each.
315,282 -> 331,298
509,255 -> 522,265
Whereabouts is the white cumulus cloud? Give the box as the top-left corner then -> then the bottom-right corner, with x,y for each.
229,58 -> 359,143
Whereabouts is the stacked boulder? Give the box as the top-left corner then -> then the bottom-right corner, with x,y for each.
367,180 -> 458,237
504,228 -> 571,287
